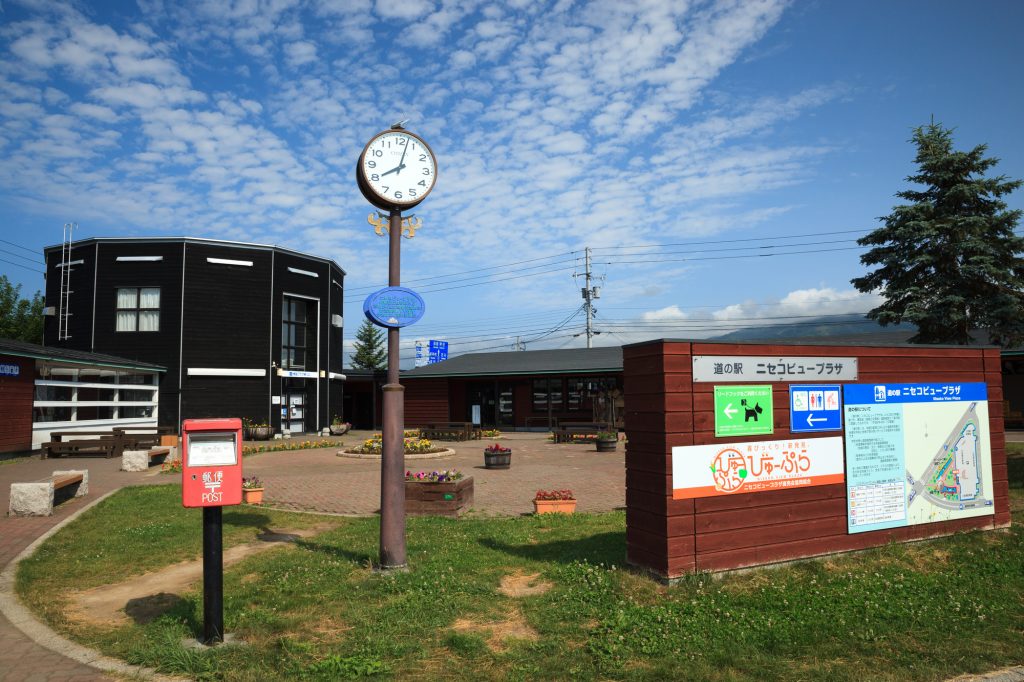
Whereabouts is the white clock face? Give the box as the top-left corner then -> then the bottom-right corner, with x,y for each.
360,131 -> 436,206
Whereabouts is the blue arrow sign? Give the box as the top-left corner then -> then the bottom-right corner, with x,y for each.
789,384 -> 843,433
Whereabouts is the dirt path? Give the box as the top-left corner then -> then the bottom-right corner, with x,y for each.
70,526 -> 329,627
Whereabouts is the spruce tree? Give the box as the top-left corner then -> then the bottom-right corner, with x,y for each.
851,122 -> 1024,346
350,318 -> 387,369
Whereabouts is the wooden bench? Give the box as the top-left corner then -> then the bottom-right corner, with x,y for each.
9,469 -> 89,516
121,446 -> 174,472
420,422 -> 481,441
114,426 -> 176,451
43,431 -> 123,459
552,421 -> 611,443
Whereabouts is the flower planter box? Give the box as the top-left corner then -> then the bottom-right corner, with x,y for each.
405,477 -> 474,518
243,488 -> 264,505
329,424 -> 350,436
244,426 -> 273,441
484,449 -> 511,469
533,499 -> 576,514
595,438 -> 617,453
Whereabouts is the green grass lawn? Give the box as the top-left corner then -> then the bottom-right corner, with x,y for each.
16,482 -> 1024,682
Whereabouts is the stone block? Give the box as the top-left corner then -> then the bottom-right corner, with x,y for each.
122,449 -> 150,472
53,469 -> 88,496
9,481 -> 54,516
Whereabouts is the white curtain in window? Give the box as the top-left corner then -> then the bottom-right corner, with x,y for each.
116,312 -> 136,331
116,288 -> 137,309
139,311 -> 159,332
140,288 -> 160,308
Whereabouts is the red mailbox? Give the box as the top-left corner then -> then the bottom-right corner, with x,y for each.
182,418 -> 243,508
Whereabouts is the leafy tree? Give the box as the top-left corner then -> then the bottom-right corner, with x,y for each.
0,275 -> 43,344
852,122 -> 1024,346
350,318 -> 387,369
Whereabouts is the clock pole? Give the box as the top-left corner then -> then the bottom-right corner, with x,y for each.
356,125 -> 436,572
380,207 -> 406,569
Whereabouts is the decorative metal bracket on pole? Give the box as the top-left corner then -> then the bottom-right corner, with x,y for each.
368,212 -> 422,238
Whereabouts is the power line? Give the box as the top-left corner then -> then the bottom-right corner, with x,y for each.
0,239 -> 43,257
598,245 -> 865,266
345,251 -> 578,293
589,228 -> 869,251
0,247 -> 44,265
0,257 -> 45,274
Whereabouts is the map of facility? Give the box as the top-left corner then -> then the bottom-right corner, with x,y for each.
843,383 -> 994,534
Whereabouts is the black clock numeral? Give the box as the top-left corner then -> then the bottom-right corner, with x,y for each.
367,160 -> 376,168
418,179 -> 426,187
422,168 -> 431,175
371,174 -> 379,181
419,154 -> 427,162
409,188 -> 417,197
382,186 -> 389,193
372,149 -> 382,157
395,191 -> 403,199
398,138 -> 406,146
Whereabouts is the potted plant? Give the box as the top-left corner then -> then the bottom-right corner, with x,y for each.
242,475 -> 265,505
330,416 -> 351,436
595,431 -> 618,452
483,442 -> 511,469
404,470 -> 473,517
243,417 -> 273,441
533,489 -> 576,514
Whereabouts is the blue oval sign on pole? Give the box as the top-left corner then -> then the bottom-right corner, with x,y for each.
363,286 -> 426,328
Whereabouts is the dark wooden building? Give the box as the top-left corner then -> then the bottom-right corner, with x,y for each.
42,237 -> 346,434
402,347 -> 624,429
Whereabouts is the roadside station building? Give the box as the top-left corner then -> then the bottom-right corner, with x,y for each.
402,347 -> 624,429
41,237 -> 346,435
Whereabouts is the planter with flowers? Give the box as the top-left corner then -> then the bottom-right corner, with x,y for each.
533,489 -> 576,515
405,470 -> 473,518
242,418 -> 273,441
483,443 -> 511,469
595,431 -> 618,453
242,476 -> 265,505
329,417 -> 351,436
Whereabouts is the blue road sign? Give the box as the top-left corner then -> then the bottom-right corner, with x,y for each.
428,340 -> 448,363
789,384 -> 843,433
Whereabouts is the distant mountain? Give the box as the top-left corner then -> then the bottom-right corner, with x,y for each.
710,314 -> 917,342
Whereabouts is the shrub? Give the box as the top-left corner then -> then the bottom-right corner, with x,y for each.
535,489 -> 575,500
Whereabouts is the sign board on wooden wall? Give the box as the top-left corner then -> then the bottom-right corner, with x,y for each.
844,382 -> 994,534
672,436 -> 845,499
713,385 -> 773,437
693,356 -> 858,382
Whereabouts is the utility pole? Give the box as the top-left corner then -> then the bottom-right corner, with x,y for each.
581,247 -> 600,349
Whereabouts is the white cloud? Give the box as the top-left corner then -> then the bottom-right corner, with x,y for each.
284,40 -> 318,67
375,0 -> 435,21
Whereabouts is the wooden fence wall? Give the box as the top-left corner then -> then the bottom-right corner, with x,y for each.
623,340 -> 1009,579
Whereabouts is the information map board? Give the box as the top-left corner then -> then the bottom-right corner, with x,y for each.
843,382 -> 994,534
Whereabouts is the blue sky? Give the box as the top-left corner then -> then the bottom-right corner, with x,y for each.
1,0 -> 1022,366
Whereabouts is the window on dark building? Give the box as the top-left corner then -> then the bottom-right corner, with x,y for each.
115,287 -> 160,331
532,378 -> 564,412
282,297 -> 317,370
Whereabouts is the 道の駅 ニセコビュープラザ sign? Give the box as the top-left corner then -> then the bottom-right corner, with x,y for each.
693,356 -> 858,382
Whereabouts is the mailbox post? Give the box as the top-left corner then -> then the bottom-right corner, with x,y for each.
181,418 -> 243,644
